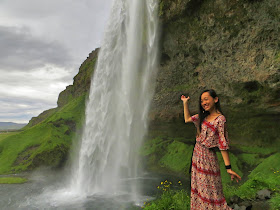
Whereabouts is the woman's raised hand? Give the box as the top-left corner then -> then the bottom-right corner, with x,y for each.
181,95 -> 190,103
227,169 -> 242,183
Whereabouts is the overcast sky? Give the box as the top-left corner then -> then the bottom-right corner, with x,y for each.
0,0 -> 113,123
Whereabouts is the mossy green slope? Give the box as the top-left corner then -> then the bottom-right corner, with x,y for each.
0,177 -> 27,184
140,137 -> 194,175
222,152 -> 280,208
0,94 -> 86,174
0,132 -> 20,142
0,48 -> 98,175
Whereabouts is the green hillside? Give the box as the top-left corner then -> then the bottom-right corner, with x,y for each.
0,94 -> 86,174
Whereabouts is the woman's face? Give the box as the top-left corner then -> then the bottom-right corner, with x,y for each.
200,92 -> 218,112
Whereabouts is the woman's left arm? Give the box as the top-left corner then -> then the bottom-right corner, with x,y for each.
221,150 -> 241,183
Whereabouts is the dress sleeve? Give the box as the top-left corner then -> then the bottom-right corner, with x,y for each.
191,114 -> 199,128
217,116 -> 230,150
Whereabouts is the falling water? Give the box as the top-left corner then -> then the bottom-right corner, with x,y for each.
3,1 -> 160,209
70,0 -> 159,198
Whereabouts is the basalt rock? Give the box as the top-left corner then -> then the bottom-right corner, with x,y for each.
152,0 -> 280,122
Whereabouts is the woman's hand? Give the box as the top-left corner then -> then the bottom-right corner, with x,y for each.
181,95 -> 190,104
227,169 -> 241,183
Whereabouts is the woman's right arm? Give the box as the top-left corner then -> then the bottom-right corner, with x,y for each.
181,95 -> 192,123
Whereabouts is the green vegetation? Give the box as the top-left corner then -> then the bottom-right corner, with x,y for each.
140,137 -> 194,174
144,190 -> 190,210
222,153 -> 280,209
0,177 -> 27,184
217,152 -> 243,185
270,193 -> 280,210
0,132 -> 20,141
144,180 -> 190,210
159,141 -> 193,172
237,153 -> 263,167
141,131 -> 280,208
0,94 -> 86,174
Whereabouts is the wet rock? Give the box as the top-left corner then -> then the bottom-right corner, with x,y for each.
251,200 -> 270,210
232,204 -> 246,210
238,200 -> 253,209
256,189 -> 271,200
230,195 -> 242,204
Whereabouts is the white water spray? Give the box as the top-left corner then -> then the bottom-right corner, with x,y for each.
70,0 -> 159,198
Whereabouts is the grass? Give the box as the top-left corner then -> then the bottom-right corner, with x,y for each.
144,190 -> 190,210
236,153 -> 264,167
270,193 -> 280,210
144,180 -> 190,210
0,132 -> 20,141
140,137 -> 194,174
222,152 -> 280,208
0,177 -> 27,184
159,141 -> 193,173
0,94 -> 86,174
144,152 -> 280,209
217,152 -> 243,185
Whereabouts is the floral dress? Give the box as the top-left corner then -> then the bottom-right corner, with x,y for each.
190,114 -> 232,210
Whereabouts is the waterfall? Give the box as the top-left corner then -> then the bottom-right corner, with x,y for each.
70,0 -> 159,198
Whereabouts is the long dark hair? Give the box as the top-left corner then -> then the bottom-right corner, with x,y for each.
198,89 -> 223,133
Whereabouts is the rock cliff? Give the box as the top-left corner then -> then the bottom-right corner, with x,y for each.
152,0 -> 279,122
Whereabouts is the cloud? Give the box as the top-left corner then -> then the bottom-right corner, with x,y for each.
0,0 -> 113,123
0,26 -> 73,71
0,65 -> 71,123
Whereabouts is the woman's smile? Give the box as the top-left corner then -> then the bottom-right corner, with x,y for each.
204,105 -> 210,110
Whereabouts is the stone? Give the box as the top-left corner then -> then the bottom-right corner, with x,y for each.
251,200 -> 270,210
239,200 -> 252,209
232,204 -> 247,210
256,189 -> 271,200
230,195 -> 242,204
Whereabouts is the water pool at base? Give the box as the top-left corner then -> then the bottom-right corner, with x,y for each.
0,170 -> 189,210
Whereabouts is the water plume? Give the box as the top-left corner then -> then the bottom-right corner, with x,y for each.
69,0 -> 159,200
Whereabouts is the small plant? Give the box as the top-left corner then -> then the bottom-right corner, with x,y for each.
143,179 -> 190,210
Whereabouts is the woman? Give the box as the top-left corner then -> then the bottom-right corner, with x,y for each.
181,89 -> 241,210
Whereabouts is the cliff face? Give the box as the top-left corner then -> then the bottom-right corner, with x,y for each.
151,0 -> 280,121
26,48 -> 99,128
14,0 -> 279,173
28,0 -> 280,140
57,48 -> 99,107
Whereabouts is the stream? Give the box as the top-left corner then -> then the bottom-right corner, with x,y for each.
0,169 -> 189,210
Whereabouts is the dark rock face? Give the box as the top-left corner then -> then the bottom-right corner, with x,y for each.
57,48 -> 99,107
152,0 -> 280,121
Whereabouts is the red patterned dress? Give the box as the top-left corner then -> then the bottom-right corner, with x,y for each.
190,114 -> 232,210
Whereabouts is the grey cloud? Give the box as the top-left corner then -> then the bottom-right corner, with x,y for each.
0,26 -> 73,71
0,96 -> 56,123
0,0 -> 113,123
